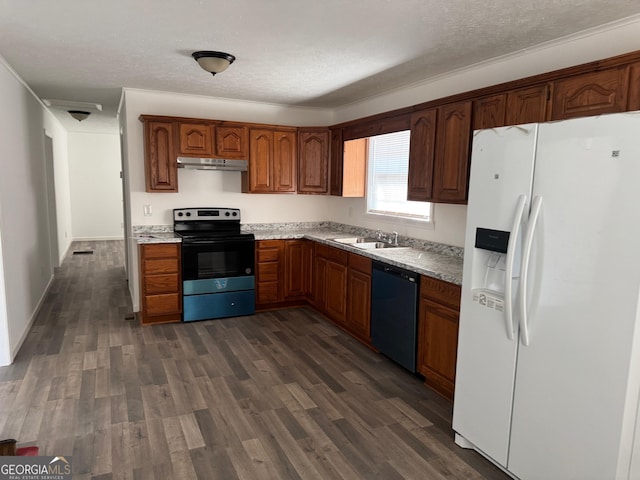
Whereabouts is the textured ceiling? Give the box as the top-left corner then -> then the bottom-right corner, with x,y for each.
2,0 -> 640,132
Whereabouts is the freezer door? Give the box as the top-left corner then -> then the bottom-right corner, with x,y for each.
453,124 -> 537,466
508,112 -> 640,479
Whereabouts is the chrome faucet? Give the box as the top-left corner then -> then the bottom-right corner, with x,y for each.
392,231 -> 399,246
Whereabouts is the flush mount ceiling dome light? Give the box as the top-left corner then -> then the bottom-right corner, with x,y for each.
192,51 -> 236,76
68,110 -> 91,121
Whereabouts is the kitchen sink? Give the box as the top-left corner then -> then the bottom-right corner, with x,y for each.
331,237 -> 403,249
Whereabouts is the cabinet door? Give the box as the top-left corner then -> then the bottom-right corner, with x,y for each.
417,297 -> 459,400
248,129 -> 273,192
627,62 -> 640,111
329,128 -> 344,196
179,123 -> 213,156
325,260 -> 348,325
298,129 -> 329,194
432,101 -> 472,203
407,108 -> 437,201
347,267 -> 371,343
284,239 -> 312,300
144,121 -> 178,192
550,67 -> 629,120
313,255 -> 327,312
505,84 -> 550,125
342,138 -> 367,198
273,130 -> 297,193
216,125 -> 249,159
473,94 -> 506,130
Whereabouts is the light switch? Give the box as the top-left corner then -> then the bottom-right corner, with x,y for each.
143,204 -> 152,216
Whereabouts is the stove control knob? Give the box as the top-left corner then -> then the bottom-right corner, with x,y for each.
232,211 -> 238,216
186,212 -> 191,217
225,211 -> 230,217
177,212 -> 183,217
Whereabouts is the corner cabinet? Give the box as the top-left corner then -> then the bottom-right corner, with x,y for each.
139,243 -> 182,325
243,128 -> 297,193
142,119 -> 178,192
407,101 -> 471,204
417,276 -> 461,400
297,128 -> 329,194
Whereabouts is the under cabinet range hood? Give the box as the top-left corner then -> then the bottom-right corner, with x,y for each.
177,157 -> 248,171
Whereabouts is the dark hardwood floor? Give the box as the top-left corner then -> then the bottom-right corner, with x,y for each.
0,240 -> 509,479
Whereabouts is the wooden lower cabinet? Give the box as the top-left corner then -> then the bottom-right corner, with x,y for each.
325,247 -> 348,325
417,275 -> 461,401
256,239 -> 312,309
346,253 -> 371,343
139,243 -> 181,325
255,240 -> 284,307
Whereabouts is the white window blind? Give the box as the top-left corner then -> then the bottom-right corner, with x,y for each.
367,130 -> 431,220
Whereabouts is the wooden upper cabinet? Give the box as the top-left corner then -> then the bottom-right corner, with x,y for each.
178,123 -> 213,156
243,127 -> 296,194
274,130 -> 297,193
330,128 -> 344,196
474,85 -> 550,130
342,138 -> 367,197
246,129 -> 273,192
505,84 -> 550,125
407,108 -> 437,202
215,124 -> 249,159
550,67 -> 629,120
473,94 -> 507,130
432,101 -> 472,203
627,62 -> 640,111
298,128 -> 329,194
143,120 -> 178,192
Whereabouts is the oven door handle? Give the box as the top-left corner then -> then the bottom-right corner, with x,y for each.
181,236 -> 255,245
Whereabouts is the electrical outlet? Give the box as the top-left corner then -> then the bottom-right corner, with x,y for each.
143,204 -> 152,216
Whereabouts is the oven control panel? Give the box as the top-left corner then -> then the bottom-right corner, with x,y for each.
174,208 -> 240,221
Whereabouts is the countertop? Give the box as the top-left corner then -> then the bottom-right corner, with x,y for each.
133,224 -> 464,285
247,227 -> 463,285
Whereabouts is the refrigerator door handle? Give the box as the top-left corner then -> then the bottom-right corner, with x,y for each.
504,194 -> 527,340
519,195 -> 543,346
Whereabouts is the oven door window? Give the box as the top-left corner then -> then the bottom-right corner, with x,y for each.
182,240 -> 254,280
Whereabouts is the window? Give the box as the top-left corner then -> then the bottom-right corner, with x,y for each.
366,130 -> 432,222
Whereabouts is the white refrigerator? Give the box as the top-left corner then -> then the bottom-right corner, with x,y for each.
452,112 -> 640,480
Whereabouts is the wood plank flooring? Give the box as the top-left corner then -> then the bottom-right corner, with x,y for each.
0,240 -> 509,479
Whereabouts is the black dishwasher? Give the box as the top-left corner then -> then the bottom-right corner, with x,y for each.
371,260 -> 420,373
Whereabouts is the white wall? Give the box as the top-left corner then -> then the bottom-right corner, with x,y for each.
68,132 -> 123,240
0,57 -> 71,365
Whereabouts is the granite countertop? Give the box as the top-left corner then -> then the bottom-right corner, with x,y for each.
135,232 -> 181,244
132,223 -> 464,285
245,227 -> 463,285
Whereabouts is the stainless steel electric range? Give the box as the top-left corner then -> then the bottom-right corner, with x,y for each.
173,208 -> 255,322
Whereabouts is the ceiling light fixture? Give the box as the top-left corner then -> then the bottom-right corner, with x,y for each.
192,51 -> 236,76
68,110 -> 91,122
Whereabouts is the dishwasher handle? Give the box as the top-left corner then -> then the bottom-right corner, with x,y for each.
372,261 -> 419,283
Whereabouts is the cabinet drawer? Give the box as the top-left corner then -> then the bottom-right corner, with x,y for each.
327,246 -> 348,264
348,252 -> 371,274
420,276 -> 461,310
257,262 -> 279,282
144,293 -> 181,316
257,282 -> 280,304
144,258 -> 179,275
144,273 -> 179,294
141,243 -> 180,259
